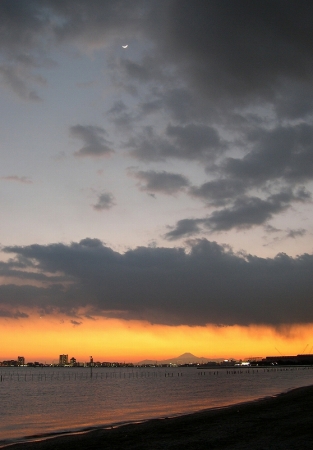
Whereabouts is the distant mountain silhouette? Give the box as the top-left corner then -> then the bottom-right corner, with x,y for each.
137,352 -> 224,365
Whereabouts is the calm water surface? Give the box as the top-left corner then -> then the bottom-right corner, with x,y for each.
0,366 -> 312,446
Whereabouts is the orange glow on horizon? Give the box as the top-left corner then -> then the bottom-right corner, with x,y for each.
1,314 -> 313,364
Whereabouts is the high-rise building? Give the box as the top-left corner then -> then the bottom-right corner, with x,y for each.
17,356 -> 25,366
59,354 -> 68,366
69,357 -> 76,366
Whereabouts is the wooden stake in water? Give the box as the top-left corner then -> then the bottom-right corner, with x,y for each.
90,356 -> 93,378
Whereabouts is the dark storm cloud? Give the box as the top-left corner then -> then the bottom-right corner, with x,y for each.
189,179 -> 246,207
176,121 -> 313,233
2,0 -> 313,134
164,219 -> 203,241
1,1 -> 313,330
0,261 -> 68,283
1,1 -> 313,110
2,238 -> 313,326
205,193 -> 294,232
215,189 -> 309,229
165,189 -> 311,239
274,81 -> 313,120
118,0 -> 313,233
0,309 -> 29,319
161,1 -> 313,106
0,282 -> 68,310
127,123 -> 225,162
126,120 -> 313,223
166,124 -> 227,160
93,192 -> 115,211
109,0 -> 313,115
70,125 -> 113,157
223,123 -> 313,185
130,170 -> 190,195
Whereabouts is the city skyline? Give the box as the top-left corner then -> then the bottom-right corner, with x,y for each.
1,1 -> 313,361
3,350 -> 313,367
2,351 -> 313,369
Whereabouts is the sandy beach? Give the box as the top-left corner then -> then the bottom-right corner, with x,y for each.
5,384 -> 313,450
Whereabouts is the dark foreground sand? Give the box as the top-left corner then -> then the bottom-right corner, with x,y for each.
7,385 -> 313,450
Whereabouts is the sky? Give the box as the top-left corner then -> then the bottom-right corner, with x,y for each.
1,0 -> 313,363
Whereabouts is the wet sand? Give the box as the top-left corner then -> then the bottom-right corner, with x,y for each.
7,385 -> 313,449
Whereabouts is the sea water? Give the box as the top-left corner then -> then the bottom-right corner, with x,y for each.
0,365 -> 312,446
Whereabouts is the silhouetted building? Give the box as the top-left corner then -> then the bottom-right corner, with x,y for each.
17,356 -> 25,366
2,360 -> 18,367
59,354 -> 68,366
69,357 -> 76,366
264,354 -> 313,365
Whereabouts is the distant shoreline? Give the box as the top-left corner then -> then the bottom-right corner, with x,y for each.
3,384 -> 313,450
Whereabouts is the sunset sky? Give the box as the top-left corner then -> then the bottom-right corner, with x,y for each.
1,0 -> 313,363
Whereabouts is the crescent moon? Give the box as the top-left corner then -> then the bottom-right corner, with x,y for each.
122,45 -> 128,48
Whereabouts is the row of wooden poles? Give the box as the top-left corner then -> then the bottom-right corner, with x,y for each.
0,366 -> 312,382
198,366 -> 313,376
0,371 -> 184,382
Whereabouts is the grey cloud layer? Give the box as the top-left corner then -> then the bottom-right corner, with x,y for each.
223,124 -> 313,184
127,124 -> 225,162
165,189 -> 310,239
2,1 -> 313,111
70,125 -> 113,157
0,0 -> 146,98
163,0 -> 313,109
130,170 -> 189,195
93,192 -> 115,211
1,1 -> 313,237
1,238 -> 313,327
